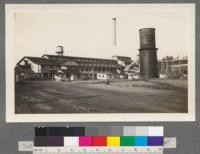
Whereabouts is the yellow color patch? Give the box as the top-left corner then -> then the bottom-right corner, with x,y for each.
107,136 -> 120,146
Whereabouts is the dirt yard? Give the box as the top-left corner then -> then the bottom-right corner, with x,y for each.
15,79 -> 188,113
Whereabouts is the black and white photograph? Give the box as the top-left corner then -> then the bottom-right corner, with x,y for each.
6,4 -> 195,122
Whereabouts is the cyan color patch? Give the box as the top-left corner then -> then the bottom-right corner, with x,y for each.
135,136 -> 148,146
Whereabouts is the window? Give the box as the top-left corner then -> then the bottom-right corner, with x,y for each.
24,60 -> 28,65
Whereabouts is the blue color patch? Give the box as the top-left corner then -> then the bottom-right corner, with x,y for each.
135,136 -> 148,146
148,136 -> 164,146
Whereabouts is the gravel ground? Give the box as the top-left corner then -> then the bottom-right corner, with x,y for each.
15,79 -> 188,113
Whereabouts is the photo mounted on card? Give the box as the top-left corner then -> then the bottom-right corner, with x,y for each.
6,4 -> 195,122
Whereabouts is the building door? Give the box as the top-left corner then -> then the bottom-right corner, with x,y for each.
70,74 -> 74,81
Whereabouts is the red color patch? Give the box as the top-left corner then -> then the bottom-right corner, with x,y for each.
92,136 -> 107,146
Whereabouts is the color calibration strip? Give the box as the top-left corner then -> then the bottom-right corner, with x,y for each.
34,136 -> 163,147
33,126 -> 163,153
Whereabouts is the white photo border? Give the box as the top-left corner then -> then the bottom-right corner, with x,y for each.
6,4 -> 195,122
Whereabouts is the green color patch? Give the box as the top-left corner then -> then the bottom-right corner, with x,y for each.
120,136 -> 135,146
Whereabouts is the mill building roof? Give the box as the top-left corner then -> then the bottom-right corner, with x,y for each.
17,55 -> 122,69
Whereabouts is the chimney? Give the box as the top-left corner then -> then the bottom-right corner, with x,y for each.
112,18 -> 117,45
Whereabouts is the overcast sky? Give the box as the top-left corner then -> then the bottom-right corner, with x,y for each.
14,4 -> 194,63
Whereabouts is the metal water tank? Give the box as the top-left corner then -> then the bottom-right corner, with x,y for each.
138,28 -> 158,78
139,28 -> 156,49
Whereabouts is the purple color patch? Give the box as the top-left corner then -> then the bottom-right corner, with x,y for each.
148,137 -> 164,146
79,136 -> 93,146
48,136 -> 64,146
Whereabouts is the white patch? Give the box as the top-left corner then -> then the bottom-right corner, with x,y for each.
18,141 -> 33,151
164,137 -> 177,149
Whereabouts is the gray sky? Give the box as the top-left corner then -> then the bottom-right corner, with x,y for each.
14,4 -> 194,63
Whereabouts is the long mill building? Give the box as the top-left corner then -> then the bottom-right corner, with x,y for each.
15,46 -> 123,81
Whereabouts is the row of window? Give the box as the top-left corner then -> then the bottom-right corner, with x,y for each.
41,64 -> 59,68
98,74 -> 106,78
116,58 -> 131,62
80,63 -> 117,67
161,61 -> 188,66
19,65 -> 31,69
41,64 -> 117,68
74,58 -> 116,64
80,68 -> 116,72
41,65 -> 116,72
